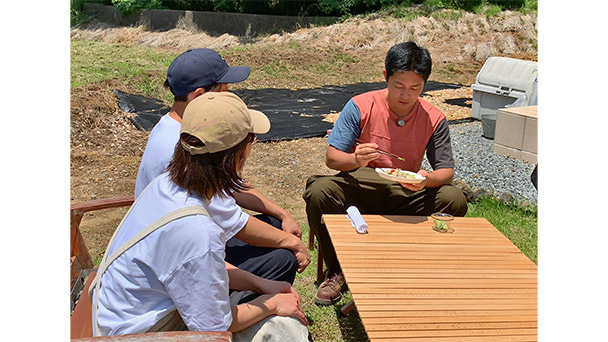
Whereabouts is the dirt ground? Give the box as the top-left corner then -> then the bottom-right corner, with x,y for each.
71,9 -> 537,261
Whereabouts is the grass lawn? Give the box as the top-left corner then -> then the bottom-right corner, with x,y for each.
466,196 -> 538,264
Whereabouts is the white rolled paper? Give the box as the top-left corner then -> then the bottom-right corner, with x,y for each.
346,206 -> 368,234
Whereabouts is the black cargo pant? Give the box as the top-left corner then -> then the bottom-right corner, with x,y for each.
303,167 -> 468,272
225,214 -> 298,303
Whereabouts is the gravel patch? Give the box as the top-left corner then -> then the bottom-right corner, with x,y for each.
422,120 -> 538,205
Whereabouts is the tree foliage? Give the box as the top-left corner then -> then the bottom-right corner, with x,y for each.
98,0 -> 535,17
112,0 -> 164,16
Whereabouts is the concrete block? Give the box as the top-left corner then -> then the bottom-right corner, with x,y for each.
522,117 -> 538,154
502,105 -> 538,118
494,106 -> 537,163
521,151 -> 537,164
495,110 -> 526,150
494,143 -> 522,160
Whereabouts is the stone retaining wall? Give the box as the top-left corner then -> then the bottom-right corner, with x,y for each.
82,3 -> 337,36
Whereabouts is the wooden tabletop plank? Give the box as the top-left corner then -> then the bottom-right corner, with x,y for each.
353,288 -> 537,294
327,228 -> 507,236
353,292 -> 536,299
337,250 -> 529,258
330,231 -> 510,240
361,315 -> 538,324
344,271 -> 537,279
340,264 -> 536,271
353,297 -> 537,304
364,321 -> 537,331
322,214 -> 491,225
345,277 -> 536,284
328,230 -> 508,238
367,327 -> 537,338
355,303 -> 537,311
347,282 -> 536,289
331,242 -> 524,252
371,335 -> 538,341
355,310 -> 538,319
340,256 -> 534,269
342,268 -> 536,275
371,336 -> 538,342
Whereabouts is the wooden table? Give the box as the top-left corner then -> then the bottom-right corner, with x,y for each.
321,214 -> 537,342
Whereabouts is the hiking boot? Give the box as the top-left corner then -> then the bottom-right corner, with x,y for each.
314,269 -> 346,305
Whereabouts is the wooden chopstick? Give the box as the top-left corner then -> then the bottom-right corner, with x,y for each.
355,139 -> 406,161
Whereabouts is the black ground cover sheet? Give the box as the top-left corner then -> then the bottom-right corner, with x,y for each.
116,81 -> 462,142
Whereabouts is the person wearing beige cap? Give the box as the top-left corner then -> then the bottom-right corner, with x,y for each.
134,48 -> 306,289
90,92 -> 310,341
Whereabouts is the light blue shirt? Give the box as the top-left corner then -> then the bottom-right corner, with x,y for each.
134,113 -> 181,198
94,173 -> 249,335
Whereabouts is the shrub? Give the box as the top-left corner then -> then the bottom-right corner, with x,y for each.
103,0 -> 536,17
423,0 -> 482,12
521,0 -> 538,13
71,0 -> 105,27
112,0 -> 164,16
71,0 -> 85,25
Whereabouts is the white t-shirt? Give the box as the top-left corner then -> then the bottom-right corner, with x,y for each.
94,173 -> 249,335
134,113 -> 181,198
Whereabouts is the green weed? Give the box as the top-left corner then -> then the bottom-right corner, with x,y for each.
521,0 -> 538,13
478,4 -> 502,17
296,227 -> 369,342
71,39 -> 174,98
431,9 -> 463,21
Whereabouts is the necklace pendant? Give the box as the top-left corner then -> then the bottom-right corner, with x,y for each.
397,119 -> 405,127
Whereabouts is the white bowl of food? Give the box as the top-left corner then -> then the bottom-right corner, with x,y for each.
375,168 -> 425,184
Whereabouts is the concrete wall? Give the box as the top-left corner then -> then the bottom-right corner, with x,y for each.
82,3 -> 337,37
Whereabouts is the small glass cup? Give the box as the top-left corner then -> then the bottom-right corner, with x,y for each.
431,212 -> 454,233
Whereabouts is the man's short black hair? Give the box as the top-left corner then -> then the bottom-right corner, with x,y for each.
385,41 -> 432,83
164,79 -> 219,102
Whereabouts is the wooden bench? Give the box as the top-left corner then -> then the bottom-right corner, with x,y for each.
70,196 -> 232,341
72,331 -> 232,342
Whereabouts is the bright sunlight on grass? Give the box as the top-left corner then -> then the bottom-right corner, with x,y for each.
71,39 -> 175,98
466,196 -> 538,264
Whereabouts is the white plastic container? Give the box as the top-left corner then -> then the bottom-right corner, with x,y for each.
471,57 -> 538,120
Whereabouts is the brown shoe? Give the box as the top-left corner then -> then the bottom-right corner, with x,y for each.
314,269 -> 346,305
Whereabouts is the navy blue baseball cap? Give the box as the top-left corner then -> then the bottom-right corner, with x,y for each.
166,48 -> 250,96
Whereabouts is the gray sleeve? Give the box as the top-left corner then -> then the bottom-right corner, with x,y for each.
327,99 -> 361,152
426,118 -> 455,170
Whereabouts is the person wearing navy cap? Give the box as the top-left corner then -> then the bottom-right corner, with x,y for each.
135,48 -> 251,197
134,48 -> 309,290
